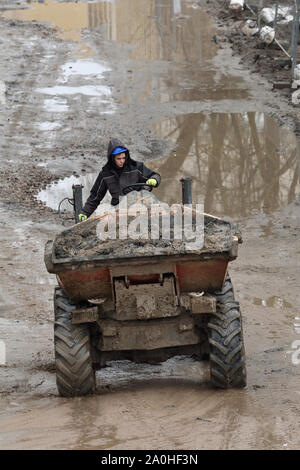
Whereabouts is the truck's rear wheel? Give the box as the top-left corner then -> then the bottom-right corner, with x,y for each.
208,276 -> 247,389
54,286 -> 96,397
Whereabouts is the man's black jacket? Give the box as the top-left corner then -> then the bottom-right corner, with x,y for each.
82,138 -> 161,217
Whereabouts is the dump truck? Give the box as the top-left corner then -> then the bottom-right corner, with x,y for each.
44,180 -> 247,396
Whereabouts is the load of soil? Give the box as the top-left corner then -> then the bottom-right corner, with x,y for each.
53,191 -> 241,261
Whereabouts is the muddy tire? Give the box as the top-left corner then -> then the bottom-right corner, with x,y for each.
54,286 -> 96,397
208,276 -> 247,389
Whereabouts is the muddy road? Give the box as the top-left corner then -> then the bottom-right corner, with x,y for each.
0,0 -> 300,450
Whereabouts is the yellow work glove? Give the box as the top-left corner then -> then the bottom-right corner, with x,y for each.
146,178 -> 157,187
78,213 -> 87,222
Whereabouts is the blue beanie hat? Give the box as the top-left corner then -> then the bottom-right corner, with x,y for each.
112,146 -> 127,155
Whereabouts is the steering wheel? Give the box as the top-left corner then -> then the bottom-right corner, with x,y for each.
122,183 -> 153,195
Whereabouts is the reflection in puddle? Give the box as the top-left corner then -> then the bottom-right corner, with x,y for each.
252,296 -> 293,309
1,0 -> 94,42
37,85 -> 111,97
153,112 -> 300,217
60,61 -> 110,82
0,80 -> 6,105
44,98 -> 69,113
38,121 -> 61,131
37,84 -> 115,113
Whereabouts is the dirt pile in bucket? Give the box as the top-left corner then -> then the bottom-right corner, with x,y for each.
53,191 -> 241,260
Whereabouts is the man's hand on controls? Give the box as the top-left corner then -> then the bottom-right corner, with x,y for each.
146,178 -> 157,187
78,213 -> 87,222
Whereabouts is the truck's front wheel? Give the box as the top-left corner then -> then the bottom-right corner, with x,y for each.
208,276 -> 247,389
54,286 -> 96,397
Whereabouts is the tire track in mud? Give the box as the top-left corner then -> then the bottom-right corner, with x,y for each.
4,22 -> 69,163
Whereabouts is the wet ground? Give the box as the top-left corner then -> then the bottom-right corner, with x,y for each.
0,0 -> 300,450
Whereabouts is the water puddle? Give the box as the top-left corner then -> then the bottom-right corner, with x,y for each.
1,0 -> 94,42
38,121 -> 61,131
0,80 -> 6,105
38,57 -> 115,113
2,0 -> 249,104
60,60 -> 110,82
152,112 -> 300,217
36,173 -> 112,213
251,296 -> 293,310
43,98 -> 69,113
96,357 -> 209,389
37,84 -> 111,97
73,43 -> 96,59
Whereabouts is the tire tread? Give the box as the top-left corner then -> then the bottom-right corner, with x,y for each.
54,287 -> 96,397
208,276 -> 247,389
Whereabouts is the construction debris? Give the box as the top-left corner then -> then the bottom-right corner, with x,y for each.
52,191 -> 240,260
260,7 -> 276,25
229,0 -> 244,14
241,19 -> 259,37
259,25 -> 275,44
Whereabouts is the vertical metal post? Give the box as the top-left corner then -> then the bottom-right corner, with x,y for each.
291,0 -> 300,80
180,177 -> 192,204
258,0 -> 264,30
72,184 -> 83,223
274,1 -> 279,32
